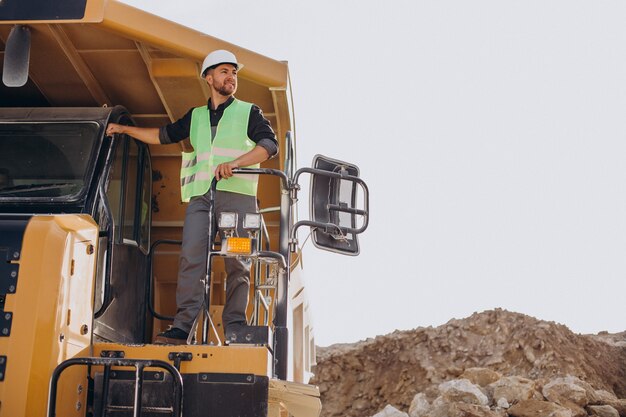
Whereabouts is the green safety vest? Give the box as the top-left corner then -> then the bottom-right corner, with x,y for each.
179,99 -> 259,202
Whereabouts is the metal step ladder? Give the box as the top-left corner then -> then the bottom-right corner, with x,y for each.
47,356 -> 183,417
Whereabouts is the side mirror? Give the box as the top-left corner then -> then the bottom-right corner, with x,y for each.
2,25 -> 31,88
307,155 -> 369,256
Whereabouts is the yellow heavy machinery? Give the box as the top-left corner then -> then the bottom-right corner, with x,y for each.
0,1 -> 369,416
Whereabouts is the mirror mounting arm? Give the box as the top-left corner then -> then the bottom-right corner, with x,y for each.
289,220 -> 345,253
295,166 -> 370,233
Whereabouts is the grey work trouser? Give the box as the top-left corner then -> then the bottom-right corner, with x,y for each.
172,190 -> 257,333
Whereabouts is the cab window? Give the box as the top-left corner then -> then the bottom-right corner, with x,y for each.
122,139 -> 139,244
0,122 -> 99,201
138,148 -> 152,251
105,134 -> 150,251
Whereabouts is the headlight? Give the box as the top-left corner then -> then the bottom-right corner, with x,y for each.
218,212 -> 238,229
243,213 -> 262,230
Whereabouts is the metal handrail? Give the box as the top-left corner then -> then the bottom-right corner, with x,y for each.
94,181 -> 114,319
145,167 -> 291,380
196,168 -> 291,346
147,239 -> 182,321
252,215 -> 271,326
284,131 -> 295,181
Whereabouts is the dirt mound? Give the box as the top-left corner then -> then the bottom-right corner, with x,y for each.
311,309 -> 626,417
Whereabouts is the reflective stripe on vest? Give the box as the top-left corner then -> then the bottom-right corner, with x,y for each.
179,99 -> 259,202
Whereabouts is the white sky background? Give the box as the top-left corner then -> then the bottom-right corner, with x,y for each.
122,0 -> 626,346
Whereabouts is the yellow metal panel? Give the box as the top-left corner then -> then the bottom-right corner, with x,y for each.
47,24 -> 112,106
209,305 -> 225,344
153,281 -> 176,335
152,253 -> 180,284
1,0 -> 291,124
92,344 -> 273,376
182,305 -> 225,344
51,346 -> 91,417
100,1 -> 288,88
270,88 -> 291,150
151,154 -> 186,222
0,215 -> 98,417
150,65 -> 208,120
62,22 -> 137,51
236,78 -> 276,112
151,58 -> 198,78
83,49 -> 167,114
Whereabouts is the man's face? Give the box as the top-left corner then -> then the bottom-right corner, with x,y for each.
205,63 -> 238,97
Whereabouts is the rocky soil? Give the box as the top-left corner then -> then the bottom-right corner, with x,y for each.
311,309 -> 626,417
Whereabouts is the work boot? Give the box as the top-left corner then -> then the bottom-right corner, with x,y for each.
153,327 -> 189,345
224,322 -> 248,344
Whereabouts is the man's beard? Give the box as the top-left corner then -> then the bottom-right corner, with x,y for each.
216,81 -> 236,96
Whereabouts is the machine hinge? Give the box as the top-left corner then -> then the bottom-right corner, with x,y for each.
0,356 -> 6,381
100,350 -> 125,358
0,248 -> 19,297
0,312 -> 12,336
168,352 -> 192,371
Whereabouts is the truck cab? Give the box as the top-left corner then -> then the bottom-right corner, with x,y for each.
0,107 -> 153,344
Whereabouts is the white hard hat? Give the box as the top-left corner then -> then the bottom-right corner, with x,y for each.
200,50 -> 243,77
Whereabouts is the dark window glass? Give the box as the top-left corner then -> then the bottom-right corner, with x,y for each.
139,149 -> 151,251
122,139 -> 139,243
0,0 -> 87,21
106,138 -> 125,241
0,122 -> 98,200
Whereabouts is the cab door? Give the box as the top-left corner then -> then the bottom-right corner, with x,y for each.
93,133 -> 152,343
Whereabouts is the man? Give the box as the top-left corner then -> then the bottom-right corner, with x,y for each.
106,50 -> 278,345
